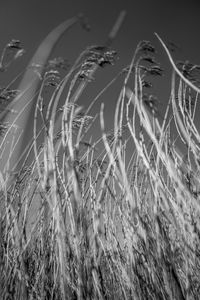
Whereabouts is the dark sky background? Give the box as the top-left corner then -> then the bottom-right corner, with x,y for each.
0,0 -> 200,155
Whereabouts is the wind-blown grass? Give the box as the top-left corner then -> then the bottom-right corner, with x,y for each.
1,11 -> 200,300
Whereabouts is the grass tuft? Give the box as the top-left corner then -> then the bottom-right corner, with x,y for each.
1,11 -> 200,300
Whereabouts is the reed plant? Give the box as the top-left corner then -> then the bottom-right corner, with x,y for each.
0,11 -> 200,300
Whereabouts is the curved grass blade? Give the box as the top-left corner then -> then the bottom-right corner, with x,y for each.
0,16 -> 80,182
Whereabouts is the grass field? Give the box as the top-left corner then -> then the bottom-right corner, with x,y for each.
1,12 -> 200,300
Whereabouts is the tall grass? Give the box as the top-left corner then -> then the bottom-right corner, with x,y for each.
1,12 -> 200,300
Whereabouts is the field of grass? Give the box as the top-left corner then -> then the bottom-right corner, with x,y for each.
1,12 -> 200,300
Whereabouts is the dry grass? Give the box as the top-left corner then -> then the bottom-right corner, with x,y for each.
1,12 -> 200,300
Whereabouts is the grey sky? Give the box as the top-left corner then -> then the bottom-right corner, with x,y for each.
0,0 -> 199,146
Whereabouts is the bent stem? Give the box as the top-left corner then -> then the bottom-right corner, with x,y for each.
0,16 -> 81,186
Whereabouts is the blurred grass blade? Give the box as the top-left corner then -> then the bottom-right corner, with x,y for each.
0,16 -> 80,182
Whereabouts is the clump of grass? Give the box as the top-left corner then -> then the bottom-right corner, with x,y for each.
1,11 -> 200,300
